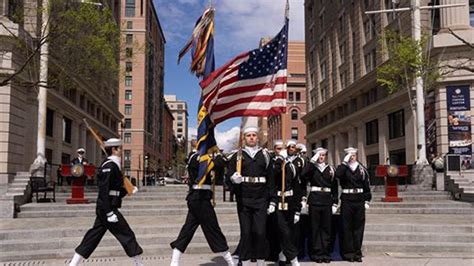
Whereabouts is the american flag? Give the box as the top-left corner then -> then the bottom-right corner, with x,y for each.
199,18 -> 288,125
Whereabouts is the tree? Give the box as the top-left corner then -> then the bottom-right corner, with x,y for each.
377,29 -> 473,97
0,0 -> 141,90
377,30 -> 441,96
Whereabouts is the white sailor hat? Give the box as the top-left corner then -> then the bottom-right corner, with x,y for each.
296,143 -> 305,150
300,145 -> 307,153
313,147 -> 328,154
273,140 -> 284,147
286,139 -> 297,147
76,148 -> 85,153
104,138 -> 122,147
344,147 -> 358,154
243,126 -> 258,135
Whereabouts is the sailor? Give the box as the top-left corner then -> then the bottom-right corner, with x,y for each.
226,126 -> 277,266
69,138 -> 143,266
170,150 -> 234,266
300,148 -> 338,263
335,147 -> 371,263
273,141 -> 301,266
266,139 -> 284,262
70,148 -> 90,185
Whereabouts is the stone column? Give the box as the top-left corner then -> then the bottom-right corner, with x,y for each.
328,134 -> 336,166
440,0 -> 471,30
334,133 -> 342,165
357,126 -> 366,165
378,116 -> 389,165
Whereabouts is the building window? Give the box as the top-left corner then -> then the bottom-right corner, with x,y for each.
125,62 -> 133,72
177,104 -> 183,109
291,127 -> 298,139
124,118 -> 132,129
296,92 -> 301,101
125,0 -> 135,17
289,92 -> 294,101
365,49 -> 376,73
46,108 -> 54,137
365,119 -> 379,145
61,153 -> 71,164
125,90 -> 132,100
126,34 -> 133,45
364,17 -> 375,41
339,42 -> 345,65
124,150 -> 131,168
124,133 -> 132,143
125,76 -> 132,87
177,122 -> 183,127
291,109 -> 298,120
124,104 -> 132,115
177,128 -> 183,133
177,116 -> 183,121
63,117 -> 72,144
470,1 -> 474,27
126,21 -> 133,29
388,109 -> 405,139
125,48 -> 133,58
320,61 -> 327,80
321,138 -> 328,149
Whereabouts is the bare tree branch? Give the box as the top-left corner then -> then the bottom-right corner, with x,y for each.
0,37 -> 47,87
448,28 -> 474,49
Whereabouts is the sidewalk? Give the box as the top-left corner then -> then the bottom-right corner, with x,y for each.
1,254 -> 472,266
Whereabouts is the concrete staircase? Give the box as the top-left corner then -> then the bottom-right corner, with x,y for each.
0,172 -> 31,218
446,169 -> 474,202
0,185 -> 473,262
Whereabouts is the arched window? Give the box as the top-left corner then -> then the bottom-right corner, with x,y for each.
291,109 -> 298,120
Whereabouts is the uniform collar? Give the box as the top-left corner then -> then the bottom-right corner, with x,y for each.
243,146 -> 261,159
107,155 -> 121,170
348,161 -> 359,172
316,162 -> 328,173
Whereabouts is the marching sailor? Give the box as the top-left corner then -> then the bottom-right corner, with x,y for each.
300,148 -> 338,263
169,150 -> 234,266
226,126 -> 277,266
69,138 -> 143,266
335,147 -> 371,263
273,142 -> 302,266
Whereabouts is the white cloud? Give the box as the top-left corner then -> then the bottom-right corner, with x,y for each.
216,0 -> 305,53
187,126 -> 240,153
215,126 -> 240,152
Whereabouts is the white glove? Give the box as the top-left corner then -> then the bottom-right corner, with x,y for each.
332,204 -> 338,214
294,212 -> 300,224
132,186 -> 138,194
364,201 -> 370,209
300,197 -> 308,214
310,153 -> 319,164
230,172 -> 242,184
106,211 -> 118,223
267,203 -> 276,214
343,153 -> 352,163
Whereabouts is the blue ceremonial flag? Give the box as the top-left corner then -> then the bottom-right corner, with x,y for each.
178,7 -> 218,186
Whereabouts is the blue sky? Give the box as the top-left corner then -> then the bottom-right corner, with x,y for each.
153,0 -> 304,150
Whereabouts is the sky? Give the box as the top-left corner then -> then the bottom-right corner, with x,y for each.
153,0 -> 305,151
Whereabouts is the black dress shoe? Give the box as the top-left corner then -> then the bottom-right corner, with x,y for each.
323,258 -> 331,263
355,257 -> 363,262
316,259 -> 324,263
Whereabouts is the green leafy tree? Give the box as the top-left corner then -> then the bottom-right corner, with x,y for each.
377,30 -> 441,95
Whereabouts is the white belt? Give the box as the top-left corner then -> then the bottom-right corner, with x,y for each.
278,202 -> 288,210
242,177 -> 266,183
310,186 -> 331,193
192,184 -> 212,190
109,190 -> 120,196
342,188 -> 363,194
277,190 -> 294,196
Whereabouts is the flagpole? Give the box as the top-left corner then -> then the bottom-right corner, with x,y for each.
236,118 -> 245,175
280,0 -> 290,211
